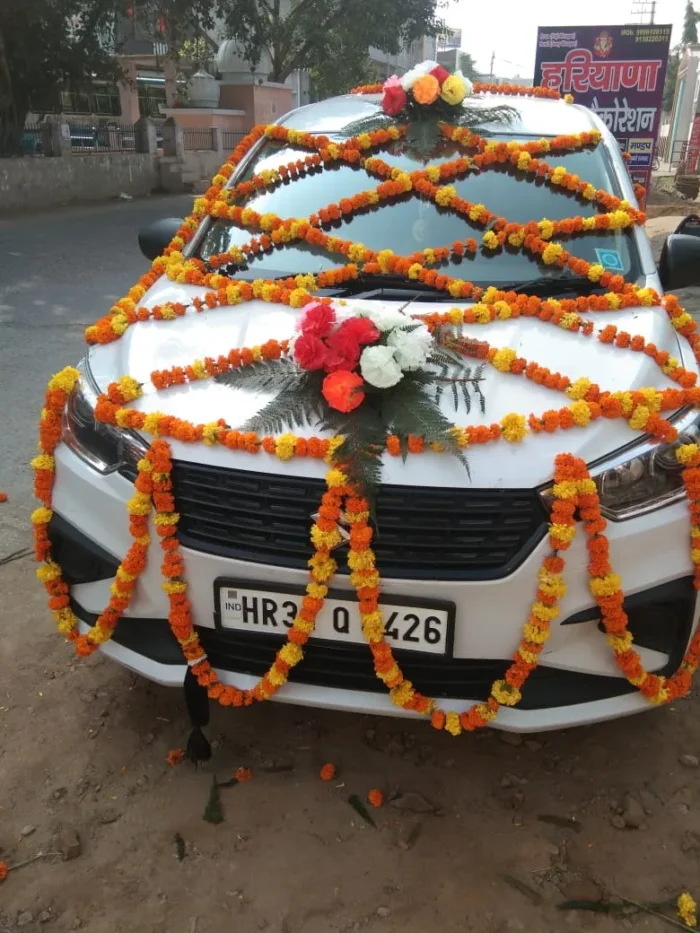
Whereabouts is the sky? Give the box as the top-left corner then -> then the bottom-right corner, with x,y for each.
443,0 -> 690,78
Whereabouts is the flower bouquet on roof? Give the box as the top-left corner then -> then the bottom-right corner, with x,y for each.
215,299 -> 487,496
379,61 -> 515,158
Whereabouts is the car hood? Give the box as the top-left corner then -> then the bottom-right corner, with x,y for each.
87,280 -> 690,489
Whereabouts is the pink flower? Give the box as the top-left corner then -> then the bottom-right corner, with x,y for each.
299,300 -> 335,338
382,75 -> 408,117
337,316 -> 381,346
324,327 -> 361,373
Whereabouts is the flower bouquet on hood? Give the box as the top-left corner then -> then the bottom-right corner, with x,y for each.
379,60 -> 515,158
216,300 -> 487,495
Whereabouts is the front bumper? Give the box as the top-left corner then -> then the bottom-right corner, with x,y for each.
50,442 -> 699,733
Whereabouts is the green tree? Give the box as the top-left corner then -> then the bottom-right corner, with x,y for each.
0,0 -> 125,155
456,51 -> 478,81
309,48 -> 381,100
683,0 -> 698,45
216,0 -> 445,84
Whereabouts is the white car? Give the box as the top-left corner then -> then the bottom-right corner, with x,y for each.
51,93 -> 700,733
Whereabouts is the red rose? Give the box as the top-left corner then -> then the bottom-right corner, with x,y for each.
430,65 -> 451,85
382,82 -> 408,117
293,333 -> 327,370
336,316 -> 380,346
299,300 -> 335,338
324,327 -> 361,373
322,370 -> 365,412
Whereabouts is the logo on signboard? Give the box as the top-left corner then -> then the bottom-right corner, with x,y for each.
594,31 -> 614,58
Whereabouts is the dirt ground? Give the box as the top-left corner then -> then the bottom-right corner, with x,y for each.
4,197 -> 700,933
3,553 -> 700,933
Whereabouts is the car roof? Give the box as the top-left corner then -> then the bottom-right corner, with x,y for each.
278,93 -> 603,139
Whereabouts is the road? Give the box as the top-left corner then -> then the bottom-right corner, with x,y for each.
2,201 -> 700,933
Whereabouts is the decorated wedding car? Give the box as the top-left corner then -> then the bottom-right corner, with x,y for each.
33,61 -> 700,756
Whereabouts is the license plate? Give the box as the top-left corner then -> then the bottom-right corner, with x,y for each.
215,580 -> 454,656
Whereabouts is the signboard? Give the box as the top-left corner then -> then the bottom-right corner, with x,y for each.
686,115 -> 700,175
534,25 -> 671,192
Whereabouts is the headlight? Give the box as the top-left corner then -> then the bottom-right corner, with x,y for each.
540,408 -> 700,522
62,359 -> 147,480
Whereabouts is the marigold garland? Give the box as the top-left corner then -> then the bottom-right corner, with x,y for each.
33,89 -> 700,741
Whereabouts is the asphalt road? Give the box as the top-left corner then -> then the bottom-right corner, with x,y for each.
0,194 -> 193,554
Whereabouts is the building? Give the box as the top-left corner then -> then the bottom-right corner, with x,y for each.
438,28 -> 462,51
368,36 -> 439,80
663,44 -> 700,166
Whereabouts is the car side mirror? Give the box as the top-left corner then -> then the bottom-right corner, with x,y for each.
659,215 -> 700,291
138,218 -> 184,261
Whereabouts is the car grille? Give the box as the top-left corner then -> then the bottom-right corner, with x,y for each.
195,628 -> 639,709
171,461 -> 547,581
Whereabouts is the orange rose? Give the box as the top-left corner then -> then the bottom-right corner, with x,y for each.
412,74 -> 440,106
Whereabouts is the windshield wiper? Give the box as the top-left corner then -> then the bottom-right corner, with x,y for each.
333,274 -> 459,302
486,275 -> 611,297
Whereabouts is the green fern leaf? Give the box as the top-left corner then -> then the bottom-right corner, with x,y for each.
215,357 -> 304,396
242,375 -> 325,435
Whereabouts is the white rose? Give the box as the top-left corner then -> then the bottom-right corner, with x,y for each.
400,60 -> 433,91
360,307 -> 412,332
387,324 -> 432,371
360,345 -> 404,388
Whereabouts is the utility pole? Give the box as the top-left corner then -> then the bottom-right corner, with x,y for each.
630,0 -> 656,23
489,50 -> 495,82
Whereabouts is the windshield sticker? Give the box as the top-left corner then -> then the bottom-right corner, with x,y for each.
595,247 -> 625,272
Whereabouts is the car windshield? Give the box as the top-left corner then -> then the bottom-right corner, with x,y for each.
197,132 -> 641,289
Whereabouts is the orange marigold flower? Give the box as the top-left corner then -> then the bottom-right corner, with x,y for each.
235,767 -> 253,782
0,861 -> 7,882
367,788 -> 384,808
166,748 -> 185,767
412,74 -> 440,106
320,763 -> 336,781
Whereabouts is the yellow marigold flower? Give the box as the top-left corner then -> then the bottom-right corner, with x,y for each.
518,646 -> 541,664
445,711 -> 462,736
538,219 -> 555,240
48,367 -> 81,394
582,216 -> 597,231
507,230 -> 526,248
31,507 -> 53,525
347,548 -> 376,571
491,347 -> 517,372
289,288 -> 311,308
570,400 -> 592,426
426,165 -> 440,182
267,665 -> 287,687
311,525 -> 342,550
500,412 -> 527,443
306,582 -> 328,600
607,631 -> 634,653
143,412 -> 165,436
275,433 -> 296,461
441,73 -> 467,106
448,279 -> 466,298
408,263 -> 423,280
606,292 -> 622,309
531,601 -> 560,622
435,185 -> 457,207
677,443 -> 700,466
558,311 -> 579,330
671,312 -> 694,330
153,512 -> 179,526
473,303 -> 492,324
30,454 -> 55,471
326,468 -> 348,487
577,478 -> 597,495
491,680 -> 522,707
542,243 -> 563,264
582,184 -> 596,199
308,553 -> 337,582
350,569 -> 380,589
587,264 -> 605,282
116,376 -> 142,401
629,404 -> 650,431
677,893 -> 697,928
475,702 -> 497,723
202,422 -> 221,446
494,300 -> 512,320
550,523 -> 576,543
566,377 -> 591,400
564,94 -> 574,104
589,572 -> 622,598
162,581 -> 187,594
362,613 -> 386,643
517,152 -> 532,171
636,288 -> 655,307
54,607 -> 78,635
446,307 -> 462,325
482,230 -> 500,250
36,561 -> 62,583
539,137 -> 551,151
523,622 -> 550,644
389,679 -> 415,707
279,643 -> 304,666
468,203 -> 486,222
640,387 -> 662,411
552,479 -> 578,499
451,426 -> 470,449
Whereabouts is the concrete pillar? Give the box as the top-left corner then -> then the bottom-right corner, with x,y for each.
135,116 -> 158,154
210,126 -> 223,155
43,116 -> 72,157
163,58 -> 178,108
161,116 -> 184,159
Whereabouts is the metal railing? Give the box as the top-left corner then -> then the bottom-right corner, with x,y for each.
183,127 -> 216,150
221,130 -> 245,152
20,124 -> 45,156
69,122 -> 138,153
